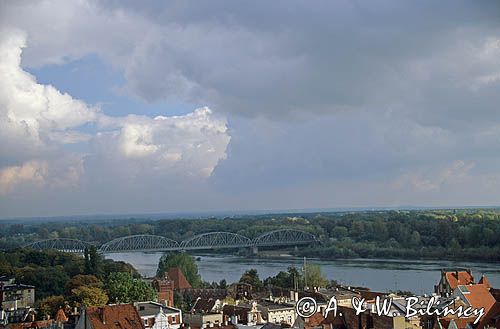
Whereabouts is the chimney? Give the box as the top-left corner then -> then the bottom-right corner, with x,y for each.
101,308 -> 106,325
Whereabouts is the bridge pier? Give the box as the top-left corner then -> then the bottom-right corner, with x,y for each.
252,246 -> 258,255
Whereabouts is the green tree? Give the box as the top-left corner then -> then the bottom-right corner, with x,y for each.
16,266 -> 69,299
303,264 -> 328,288
84,246 -> 102,277
71,286 -> 108,307
239,269 -> 263,290
37,295 -> 65,318
332,226 -> 348,239
157,252 -> 202,288
262,267 -> 301,289
66,274 -> 103,295
105,272 -> 156,303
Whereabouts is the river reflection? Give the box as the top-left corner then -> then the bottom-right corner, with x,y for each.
105,252 -> 500,294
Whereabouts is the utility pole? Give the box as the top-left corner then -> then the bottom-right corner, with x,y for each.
303,256 -> 307,290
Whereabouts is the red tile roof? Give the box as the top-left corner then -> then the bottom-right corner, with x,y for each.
478,275 -> 492,289
459,284 -> 496,314
445,271 -> 474,290
168,268 -> 192,290
305,312 -> 324,327
301,311 -> 345,329
85,304 -> 144,329
5,320 -> 54,329
55,309 -> 68,323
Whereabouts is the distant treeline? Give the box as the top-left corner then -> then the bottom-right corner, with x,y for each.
1,210 -> 499,261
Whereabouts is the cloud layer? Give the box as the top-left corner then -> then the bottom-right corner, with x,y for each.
0,31 -> 230,200
1,1 -> 500,216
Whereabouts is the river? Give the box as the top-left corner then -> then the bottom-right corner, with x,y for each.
105,252 -> 500,294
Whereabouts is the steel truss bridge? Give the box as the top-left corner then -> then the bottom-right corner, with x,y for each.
23,229 -> 319,253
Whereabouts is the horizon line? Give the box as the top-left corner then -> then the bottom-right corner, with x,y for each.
2,205 -> 500,222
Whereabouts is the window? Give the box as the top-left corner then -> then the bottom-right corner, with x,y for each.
140,306 -> 145,311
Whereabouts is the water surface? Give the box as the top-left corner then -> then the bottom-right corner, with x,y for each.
106,252 -> 500,294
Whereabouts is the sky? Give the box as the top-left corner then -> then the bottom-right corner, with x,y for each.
1,1 -> 500,218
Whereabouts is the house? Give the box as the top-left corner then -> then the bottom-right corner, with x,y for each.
452,285 -> 496,317
75,304 -> 144,329
182,312 -> 223,328
134,301 -> 182,329
0,307 -> 36,325
181,290 -> 227,302
222,303 -> 262,325
318,287 -> 360,308
2,319 -> 58,329
0,280 -> 35,311
166,269 -> 192,291
298,291 -> 330,315
295,310 -> 346,329
336,295 -> 445,329
152,274 -> 175,307
191,299 -> 222,314
178,322 -> 236,329
232,283 -> 252,300
435,270 -> 475,296
151,268 -> 192,307
256,301 -> 295,325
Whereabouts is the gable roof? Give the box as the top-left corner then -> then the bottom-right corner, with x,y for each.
191,298 -> 217,313
478,275 -> 491,289
55,309 -> 68,323
439,317 -> 476,329
445,271 -> 474,290
298,311 -> 345,329
457,284 -> 496,314
134,301 -> 181,317
85,304 -> 144,329
167,268 -> 192,290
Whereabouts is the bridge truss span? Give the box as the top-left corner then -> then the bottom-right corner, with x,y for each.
253,229 -> 319,247
21,229 -> 319,253
99,234 -> 179,253
24,238 -> 96,253
181,232 -> 252,250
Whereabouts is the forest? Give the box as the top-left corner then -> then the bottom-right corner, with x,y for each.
1,209 -> 499,261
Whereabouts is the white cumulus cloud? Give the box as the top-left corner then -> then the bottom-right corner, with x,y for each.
0,30 -> 230,195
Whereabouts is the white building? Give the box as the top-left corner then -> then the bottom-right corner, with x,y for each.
135,301 -> 183,329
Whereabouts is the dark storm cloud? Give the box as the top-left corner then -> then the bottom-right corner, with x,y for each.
100,1 -> 500,127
